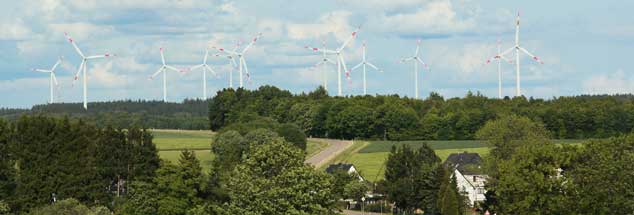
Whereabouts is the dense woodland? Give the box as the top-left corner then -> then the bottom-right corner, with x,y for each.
0,100 -> 209,129
209,86 -> 634,140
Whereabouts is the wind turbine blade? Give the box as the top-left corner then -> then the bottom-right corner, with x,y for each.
160,48 -> 166,65
326,58 -> 337,64
242,57 -> 249,78
242,33 -> 262,53
52,73 -> 59,86
518,47 -> 544,64
205,65 -> 218,76
350,62 -> 363,71
150,67 -> 164,79
417,58 -> 428,68
499,47 -> 515,57
338,26 -> 360,51
415,39 -> 421,56
499,55 -> 514,64
51,59 -> 62,72
33,69 -> 51,73
64,33 -> 85,58
165,65 -> 181,73
400,57 -> 415,63
340,55 -> 349,74
73,61 -> 85,85
213,46 -> 239,55
366,62 -> 381,71
86,53 -> 112,59
203,50 -> 209,64
190,64 -> 204,71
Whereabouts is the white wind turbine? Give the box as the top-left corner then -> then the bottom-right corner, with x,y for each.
309,39 -> 336,91
64,33 -> 114,110
187,50 -> 218,99
351,41 -> 382,95
211,41 -> 241,89
499,12 -> 544,97
32,57 -> 63,103
213,33 -> 262,88
306,27 -> 360,96
485,39 -> 514,99
149,47 -> 181,102
400,39 -> 429,99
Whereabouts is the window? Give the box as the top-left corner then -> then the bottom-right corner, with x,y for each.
477,188 -> 484,194
473,176 -> 477,182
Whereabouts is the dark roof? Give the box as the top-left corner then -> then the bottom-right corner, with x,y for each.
443,152 -> 483,175
325,163 -> 355,174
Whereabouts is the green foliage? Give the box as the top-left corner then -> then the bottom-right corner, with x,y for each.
0,119 -> 14,201
476,114 -> 550,160
384,144 -> 442,213
343,180 -> 368,201
219,118 -> 307,150
566,135 -> 634,213
438,170 -> 465,215
119,181 -> 159,215
209,87 -> 634,141
330,169 -> 358,200
28,198 -> 110,215
0,201 -> 9,215
215,134 -> 336,215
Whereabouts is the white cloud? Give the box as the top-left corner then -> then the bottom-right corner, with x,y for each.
370,0 -> 476,35
0,19 -> 32,40
583,69 -> 634,94
287,10 -> 354,42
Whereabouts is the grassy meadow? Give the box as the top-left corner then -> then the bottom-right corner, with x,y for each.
151,129 -> 326,172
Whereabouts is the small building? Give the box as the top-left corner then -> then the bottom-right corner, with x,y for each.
443,152 -> 487,207
325,163 -> 364,181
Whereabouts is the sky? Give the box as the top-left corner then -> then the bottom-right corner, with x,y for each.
1,0 -> 633,108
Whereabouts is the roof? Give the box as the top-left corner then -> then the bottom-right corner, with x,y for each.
443,152 -> 484,175
325,163 -> 355,174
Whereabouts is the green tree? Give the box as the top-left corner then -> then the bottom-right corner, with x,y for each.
384,144 -> 442,214
476,114 -> 550,160
216,135 -> 336,214
0,119 -> 14,201
494,142 -> 567,214
118,181 -> 159,215
567,135 -> 634,213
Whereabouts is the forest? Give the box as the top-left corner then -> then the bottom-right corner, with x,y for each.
0,99 -> 209,130
209,86 -> 634,140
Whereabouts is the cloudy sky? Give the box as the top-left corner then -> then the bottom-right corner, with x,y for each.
1,0 -> 633,108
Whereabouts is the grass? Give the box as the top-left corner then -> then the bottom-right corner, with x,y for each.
151,129 -> 214,150
158,150 -> 215,172
359,140 -> 487,153
306,140 -> 329,158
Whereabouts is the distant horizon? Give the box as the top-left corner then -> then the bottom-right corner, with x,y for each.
3,85 -> 633,109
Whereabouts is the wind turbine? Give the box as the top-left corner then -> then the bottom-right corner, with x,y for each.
149,47 -> 181,102
499,12 -> 544,97
32,57 -> 63,103
351,41 -> 382,95
309,39 -> 336,91
64,32 -> 114,110
306,27 -> 360,96
213,33 -> 262,88
485,39 -> 514,99
211,41 -> 240,89
187,50 -> 218,99
400,39 -> 429,99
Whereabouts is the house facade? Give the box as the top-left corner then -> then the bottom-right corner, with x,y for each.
443,152 -> 487,207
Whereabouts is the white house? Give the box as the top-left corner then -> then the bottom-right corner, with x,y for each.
443,152 -> 487,207
325,163 -> 364,181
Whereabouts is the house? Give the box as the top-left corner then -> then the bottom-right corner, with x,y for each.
443,152 -> 487,207
325,163 -> 364,181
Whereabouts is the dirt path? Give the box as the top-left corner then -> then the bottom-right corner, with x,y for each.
305,138 -> 353,168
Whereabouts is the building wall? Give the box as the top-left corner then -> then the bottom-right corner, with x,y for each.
454,169 -> 486,206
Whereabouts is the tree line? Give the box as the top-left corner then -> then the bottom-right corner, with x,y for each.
209,86 -> 634,140
0,99 -> 210,130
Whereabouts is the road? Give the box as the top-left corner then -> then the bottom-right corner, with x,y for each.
305,138 -> 353,168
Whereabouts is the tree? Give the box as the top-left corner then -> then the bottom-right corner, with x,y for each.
476,114 -> 550,160
438,169 -> 465,215
215,135 -> 336,214
384,144 -> 442,214
566,135 -> 634,214
494,142 -> 567,214
118,181 -> 159,215
0,119 -> 14,201
343,180 -> 368,201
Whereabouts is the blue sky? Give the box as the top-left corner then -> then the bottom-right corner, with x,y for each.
1,0 -> 633,108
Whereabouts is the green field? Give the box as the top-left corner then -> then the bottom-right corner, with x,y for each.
158,150 -> 215,172
152,130 -> 327,172
151,129 -> 214,150
330,139 -> 588,182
